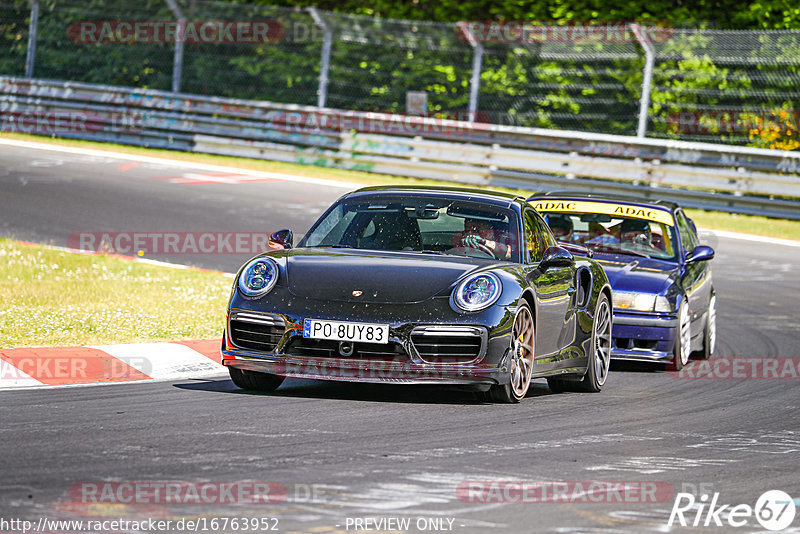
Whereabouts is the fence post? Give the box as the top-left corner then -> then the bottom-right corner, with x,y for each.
308,7 -> 332,108
457,21 -> 484,121
25,0 -> 39,78
164,0 -> 185,93
630,24 -> 655,138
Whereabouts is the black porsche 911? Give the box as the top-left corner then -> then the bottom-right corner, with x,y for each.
222,186 -> 613,402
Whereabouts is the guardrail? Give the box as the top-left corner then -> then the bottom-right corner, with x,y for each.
2,76 -> 799,219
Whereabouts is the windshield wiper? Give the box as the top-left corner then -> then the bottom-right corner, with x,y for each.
328,244 -> 354,249
416,249 -> 449,255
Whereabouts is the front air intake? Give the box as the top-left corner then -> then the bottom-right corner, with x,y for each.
228,312 -> 285,352
411,326 -> 486,364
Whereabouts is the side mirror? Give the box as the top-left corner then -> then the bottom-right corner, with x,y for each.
686,245 -> 714,263
540,246 -> 574,269
269,229 -> 293,250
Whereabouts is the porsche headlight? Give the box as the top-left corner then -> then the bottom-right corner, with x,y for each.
238,258 -> 279,298
454,273 -> 502,312
613,291 -> 673,312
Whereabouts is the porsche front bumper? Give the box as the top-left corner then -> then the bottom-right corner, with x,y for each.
221,305 -> 514,386
223,352 -> 506,386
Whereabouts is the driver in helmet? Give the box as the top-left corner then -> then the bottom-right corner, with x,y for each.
619,218 -> 659,252
456,217 -> 512,260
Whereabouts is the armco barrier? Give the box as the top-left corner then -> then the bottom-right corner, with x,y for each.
1,76 -> 799,219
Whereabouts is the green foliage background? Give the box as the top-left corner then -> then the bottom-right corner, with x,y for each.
263,0 -> 800,30
1,0 -> 798,145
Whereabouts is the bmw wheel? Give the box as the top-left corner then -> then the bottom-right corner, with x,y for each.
671,301 -> 691,371
700,293 -> 716,360
488,301 -> 535,403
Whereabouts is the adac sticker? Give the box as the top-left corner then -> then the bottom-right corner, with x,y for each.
531,200 -> 674,227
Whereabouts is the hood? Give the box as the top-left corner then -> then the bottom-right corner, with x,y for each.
284,248 -> 491,304
595,254 -> 679,294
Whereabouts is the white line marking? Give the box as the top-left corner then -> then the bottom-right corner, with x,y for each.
585,456 -> 734,474
700,228 -> 800,247
3,138 -> 799,248
0,138 -> 360,189
17,241 -> 235,277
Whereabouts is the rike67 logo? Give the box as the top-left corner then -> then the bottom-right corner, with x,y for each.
669,490 -> 796,531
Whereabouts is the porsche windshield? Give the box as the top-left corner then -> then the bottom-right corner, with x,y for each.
540,211 -> 679,261
301,195 -> 521,262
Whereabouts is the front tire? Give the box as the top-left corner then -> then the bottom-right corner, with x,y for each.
699,293 -> 716,360
670,301 -> 691,371
229,367 -> 284,392
488,301 -> 535,403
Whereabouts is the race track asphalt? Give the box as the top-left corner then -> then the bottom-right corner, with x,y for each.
1,140 -> 799,533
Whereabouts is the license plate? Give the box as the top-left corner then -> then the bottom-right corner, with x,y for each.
303,319 -> 389,344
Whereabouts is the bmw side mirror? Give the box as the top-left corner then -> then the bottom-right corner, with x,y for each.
269,229 -> 293,250
540,246 -> 574,269
686,245 -> 714,263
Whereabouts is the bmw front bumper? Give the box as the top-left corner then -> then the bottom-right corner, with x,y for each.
610,311 -> 678,362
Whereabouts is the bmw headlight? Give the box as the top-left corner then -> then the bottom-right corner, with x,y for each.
238,258 -> 279,298
654,296 -> 673,312
454,273 -> 502,312
613,291 -> 673,312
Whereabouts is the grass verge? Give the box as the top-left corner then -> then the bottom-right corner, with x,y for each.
3,132 -> 799,241
0,239 -> 231,348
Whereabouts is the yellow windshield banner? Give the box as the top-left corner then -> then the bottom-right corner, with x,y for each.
531,200 -> 674,227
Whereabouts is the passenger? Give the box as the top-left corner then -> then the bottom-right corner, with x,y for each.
584,223 -> 619,247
